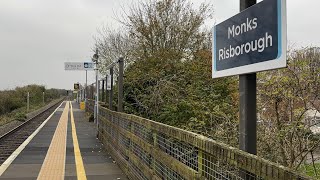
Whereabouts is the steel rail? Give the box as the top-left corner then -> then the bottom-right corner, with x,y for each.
0,97 -> 65,141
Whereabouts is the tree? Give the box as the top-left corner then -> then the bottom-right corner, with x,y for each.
122,0 -> 213,61
94,26 -> 132,75
94,0 -> 239,144
122,48 -> 239,146
257,47 -> 320,171
94,0 -> 213,75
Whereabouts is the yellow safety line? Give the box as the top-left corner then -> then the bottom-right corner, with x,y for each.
70,102 -> 87,180
37,101 -> 69,180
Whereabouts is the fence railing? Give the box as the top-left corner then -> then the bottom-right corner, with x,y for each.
86,99 -> 312,180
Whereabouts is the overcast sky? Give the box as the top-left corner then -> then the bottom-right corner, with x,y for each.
0,0 -> 319,90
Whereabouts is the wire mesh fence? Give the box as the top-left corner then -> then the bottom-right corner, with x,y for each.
86,99 -> 312,180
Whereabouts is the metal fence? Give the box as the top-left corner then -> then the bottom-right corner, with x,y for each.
86,99 -> 312,180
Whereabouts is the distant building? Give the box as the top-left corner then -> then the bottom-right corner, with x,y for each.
306,109 -> 320,134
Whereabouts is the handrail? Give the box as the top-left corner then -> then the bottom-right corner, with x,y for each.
86,99 -> 313,180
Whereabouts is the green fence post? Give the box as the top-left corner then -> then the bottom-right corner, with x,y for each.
152,131 -> 157,177
197,149 -> 203,179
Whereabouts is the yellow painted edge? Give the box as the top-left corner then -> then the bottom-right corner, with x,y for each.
70,102 -> 87,180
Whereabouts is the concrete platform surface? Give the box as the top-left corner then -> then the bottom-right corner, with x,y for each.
0,101 -> 127,180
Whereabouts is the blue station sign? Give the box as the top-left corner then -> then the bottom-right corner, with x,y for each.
212,0 -> 287,78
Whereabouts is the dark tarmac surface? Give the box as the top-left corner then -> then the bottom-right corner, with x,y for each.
0,101 -> 127,180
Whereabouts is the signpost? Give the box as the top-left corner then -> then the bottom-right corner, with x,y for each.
64,62 -> 94,71
212,0 -> 287,78
212,0 -> 287,160
65,62 -> 93,103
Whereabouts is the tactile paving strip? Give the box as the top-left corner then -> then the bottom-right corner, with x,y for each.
37,102 -> 69,180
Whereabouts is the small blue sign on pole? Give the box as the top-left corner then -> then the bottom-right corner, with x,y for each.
212,0 -> 287,78
84,62 -> 94,69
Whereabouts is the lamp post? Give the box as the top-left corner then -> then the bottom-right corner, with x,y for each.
92,49 -> 99,129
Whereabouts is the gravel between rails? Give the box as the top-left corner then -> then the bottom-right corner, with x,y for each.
0,121 -> 23,138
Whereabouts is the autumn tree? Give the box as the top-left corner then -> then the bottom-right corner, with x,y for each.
122,0 -> 213,61
94,0 -> 213,73
94,27 -> 132,75
257,47 -> 320,173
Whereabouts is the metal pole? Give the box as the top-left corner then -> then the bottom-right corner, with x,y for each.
105,74 -> 108,104
27,92 -> 30,113
92,48 -> 99,128
239,2 -> 257,179
95,67 -> 99,124
92,84 -> 94,99
80,88 -> 83,101
85,70 -> 87,102
102,80 -> 105,103
240,0 -> 256,11
109,67 -> 113,110
76,82 -> 79,103
88,85 -> 90,99
99,80 -> 102,101
239,0 -> 257,156
97,80 -> 99,102
42,92 -> 45,105
118,57 -> 124,112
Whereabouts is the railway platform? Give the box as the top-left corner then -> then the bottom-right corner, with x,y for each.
0,101 -> 127,180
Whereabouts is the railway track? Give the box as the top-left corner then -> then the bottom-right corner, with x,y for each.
0,98 -> 65,165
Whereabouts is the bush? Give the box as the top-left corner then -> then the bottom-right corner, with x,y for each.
15,112 -> 27,121
0,85 -> 66,116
